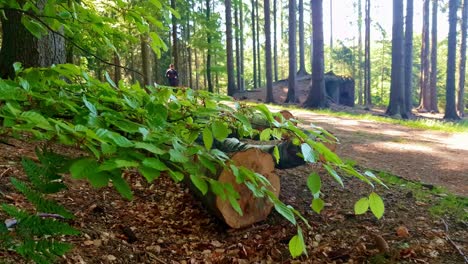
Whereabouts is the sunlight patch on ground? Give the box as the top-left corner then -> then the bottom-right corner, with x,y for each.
375,142 -> 437,153
444,133 -> 468,150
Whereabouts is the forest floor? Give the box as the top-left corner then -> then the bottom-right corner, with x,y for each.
0,77 -> 467,263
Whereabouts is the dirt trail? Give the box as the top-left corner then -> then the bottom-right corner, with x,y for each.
285,108 -> 468,196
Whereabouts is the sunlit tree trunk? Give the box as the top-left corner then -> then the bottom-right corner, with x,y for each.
235,0 -> 241,92
226,0 -> 236,96
404,0 -> 414,114
458,0 -> 467,117
252,0 -> 258,89
444,0 -> 460,119
285,0 -> 298,103
418,0 -> 431,111
256,0 -> 262,87
298,0 -> 308,75
428,0 -> 439,112
329,0 -> 333,71
364,0 -> 371,106
206,0 -> 213,92
386,0 -> 407,118
240,1 -> 245,92
265,0 -> 275,103
273,0 -> 278,81
303,0 -> 327,108
357,0 -> 363,105
141,34 -> 152,86
171,0 -> 178,69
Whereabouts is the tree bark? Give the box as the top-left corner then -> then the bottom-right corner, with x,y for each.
0,7 -> 66,78
206,0 -> 214,92
404,0 -> 414,114
364,0 -> 371,106
386,0 -> 407,118
171,0 -> 178,70
264,0 -> 275,103
256,0 -> 262,87
297,0 -> 308,75
357,0 -> 363,105
252,0 -> 258,89
113,52 -> 121,85
329,0 -> 333,71
458,0 -> 468,117
444,0 -> 460,120
235,0 -> 241,92
240,1 -> 245,92
429,0 -> 439,112
141,34 -> 152,86
273,0 -> 278,82
303,0 -> 327,108
226,0 -> 236,96
285,0 -> 298,103
418,0 -> 431,111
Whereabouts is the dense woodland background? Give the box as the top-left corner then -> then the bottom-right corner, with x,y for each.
1,0 -> 467,119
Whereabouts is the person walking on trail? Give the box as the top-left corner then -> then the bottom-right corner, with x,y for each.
166,64 -> 179,87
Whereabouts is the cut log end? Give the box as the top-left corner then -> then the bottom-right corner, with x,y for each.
216,148 -> 279,229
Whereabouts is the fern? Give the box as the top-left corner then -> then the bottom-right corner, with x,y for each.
0,149 -> 79,264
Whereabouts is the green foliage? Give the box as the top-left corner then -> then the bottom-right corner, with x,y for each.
354,192 -> 385,219
0,64 -> 387,258
0,149 -> 79,264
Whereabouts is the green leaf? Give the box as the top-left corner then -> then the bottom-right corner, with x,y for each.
105,71 -> 117,88
13,62 -> 23,73
169,149 -> 189,163
211,121 -> 230,141
142,158 -> 167,170
134,142 -> 165,154
307,173 -> 321,195
138,166 -> 161,182
209,180 -> 226,200
228,195 -> 243,216
110,174 -> 133,200
288,232 -> 305,258
83,96 -> 97,116
274,203 -> 296,225
202,127 -> 213,150
87,171 -> 109,188
311,198 -> 324,214
21,111 -> 52,130
70,159 -> 99,179
21,16 -> 47,39
169,170 -> 184,182
190,175 -> 208,195
354,197 -> 369,215
273,146 -> 280,163
323,164 -> 344,187
369,192 -> 385,219
301,143 -> 316,163
259,128 -> 271,141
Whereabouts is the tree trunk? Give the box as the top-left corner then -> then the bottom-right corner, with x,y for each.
444,0 -> 460,120
285,0 -> 298,103
303,0 -> 327,108
206,0 -> 214,93
141,34 -> 152,86
404,0 -> 414,114
256,0 -> 262,88
265,0 -> 275,103
329,0 -> 333,71
418,0 -> 431,111
429,0 -> 439,112
298,0 -> 308,75
113,52 -> 121,85
235,0 -> 241,92
458,0 -> 468,117
386,0 -> 407,118
357,0 -> 363,105
273,0 -> 278,82
0,8 -> 66,78
252,0 -> 258,89
226,0 -> 236,96
240,1 -> 245,92
188,148 -> 279,229
364,0 -> 371,106
171,0 -> 178,70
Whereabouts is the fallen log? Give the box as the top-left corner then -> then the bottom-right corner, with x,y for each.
190,148 -> 279,229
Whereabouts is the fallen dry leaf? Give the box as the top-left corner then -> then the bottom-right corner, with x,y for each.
396,226 -> 410,238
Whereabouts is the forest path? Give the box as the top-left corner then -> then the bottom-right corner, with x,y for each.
272,107 -> 468,196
